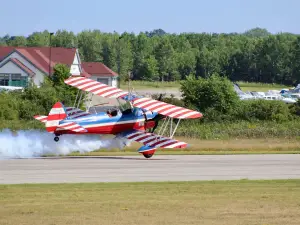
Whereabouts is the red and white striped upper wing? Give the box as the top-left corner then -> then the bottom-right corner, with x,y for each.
132,97 -> 202,119
124,131 -> 187,149
64,76 -> 128,99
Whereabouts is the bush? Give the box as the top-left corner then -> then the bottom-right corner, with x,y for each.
0,92 -> 19,120
180,74 -> 240,115
235,100 -> 293,122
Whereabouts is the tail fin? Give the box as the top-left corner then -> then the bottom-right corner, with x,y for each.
45,102 -> 67,133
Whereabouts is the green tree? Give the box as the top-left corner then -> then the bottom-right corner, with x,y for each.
181,74 -> 240,115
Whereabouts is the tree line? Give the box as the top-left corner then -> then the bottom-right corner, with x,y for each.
1,28 -> 300,85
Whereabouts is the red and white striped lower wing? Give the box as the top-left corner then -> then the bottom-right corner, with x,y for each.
56,122 -> 87,133
64,76 -> 128,99
132,97 -> 202,119
124,131 -> 187,149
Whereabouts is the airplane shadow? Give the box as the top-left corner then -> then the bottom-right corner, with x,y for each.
33,156 -> 172,161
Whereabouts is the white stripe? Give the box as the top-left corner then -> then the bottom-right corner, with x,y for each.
73,128 -> 86,132
113,91 -> 129,98
68,78 -> 91,86
93,86 -> 116,95
77,80 -> 100,89
130,133 -> 149,141
101,89 -> 123,97
140,135 -> 158,143
164,142 -> 187,148
168,109 -> 190,118
85,83 -> 107,92
49,108 -> 65,115
65,77 -> 84,84
177,111 -> 200,119
143,102 -> 167,110
133,98 -> 149,104
35,116 -> 47,120
146,136 -> 169,146
155,139 -> 177,148
134,99 -> 158,108
46,120 -> 61,127
148,104 -> 172,112
61,124 -> 80,130
83,118 -> 145,128
157,106 -> 179,115
126,132 -> 142,138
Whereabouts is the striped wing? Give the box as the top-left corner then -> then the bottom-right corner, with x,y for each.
124,130 -> 187,149
64,76 -> 128,99
132,97 -> 202,119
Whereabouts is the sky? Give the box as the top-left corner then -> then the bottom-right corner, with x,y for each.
1,0 -> 299,37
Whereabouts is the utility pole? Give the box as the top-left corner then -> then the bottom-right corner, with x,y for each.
49,32 -> 54,75
117,35 -> 123,88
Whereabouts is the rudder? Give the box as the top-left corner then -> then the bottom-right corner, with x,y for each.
45,102 -> 67,133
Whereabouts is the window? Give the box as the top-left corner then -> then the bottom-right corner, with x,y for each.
97,78 -> 109,85
0,74 -> 28,87
0,74 -> 9,86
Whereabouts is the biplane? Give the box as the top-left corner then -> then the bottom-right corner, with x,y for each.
34,76 -> 203,158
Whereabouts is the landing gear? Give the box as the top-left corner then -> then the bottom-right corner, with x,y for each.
54,136 -> 59,142
143,153 -> 154,158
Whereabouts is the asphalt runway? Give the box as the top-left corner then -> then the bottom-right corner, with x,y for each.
0,154 -> 300,184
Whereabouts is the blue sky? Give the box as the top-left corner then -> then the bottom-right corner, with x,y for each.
2,0 -> 299,36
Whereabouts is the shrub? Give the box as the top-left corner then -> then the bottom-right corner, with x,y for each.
180,74 -> 240,115
235,99 -> 293,122
0,92 -> 19,120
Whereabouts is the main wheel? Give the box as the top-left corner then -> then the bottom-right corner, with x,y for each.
143,153 -> 154,158
54,136 -> 59,142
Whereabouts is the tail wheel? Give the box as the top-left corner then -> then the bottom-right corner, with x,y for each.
143,153 -> 154,158
54,136 -> 59,142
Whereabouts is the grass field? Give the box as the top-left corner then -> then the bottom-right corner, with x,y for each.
61,137 -> 300,156
120,80 -> 291,92
1,180 -> 300,225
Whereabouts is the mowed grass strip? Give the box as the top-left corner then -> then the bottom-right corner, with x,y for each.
0,180 -> 300,225
63,138 -> 300,156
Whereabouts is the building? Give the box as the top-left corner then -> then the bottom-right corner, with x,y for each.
82,62 -> 118,87
0,46 -> 118,88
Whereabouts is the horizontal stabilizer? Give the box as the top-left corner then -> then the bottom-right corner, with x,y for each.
56,122 -> 87,133
34,115 -> 48,123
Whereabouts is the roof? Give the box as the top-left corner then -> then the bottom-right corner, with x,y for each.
0,57 -> 35,77
82,62 -> 118,77
10,58 -> 35,77
0,46 -> 76,75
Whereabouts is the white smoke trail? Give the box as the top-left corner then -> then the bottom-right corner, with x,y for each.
0,129 -> 131,159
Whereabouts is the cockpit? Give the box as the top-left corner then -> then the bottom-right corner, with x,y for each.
106,99 -> 133,117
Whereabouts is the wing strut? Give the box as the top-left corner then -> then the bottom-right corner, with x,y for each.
156,117 -> 181,139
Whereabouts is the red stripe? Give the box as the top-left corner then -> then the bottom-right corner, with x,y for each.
65,77 -> 86,85
79,81 -> 104,91
142,136 -> 158,145
47,113 -> 66,121
152,139 -> 178,147
127,133 -> 144,139
91,87 -> 119,96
